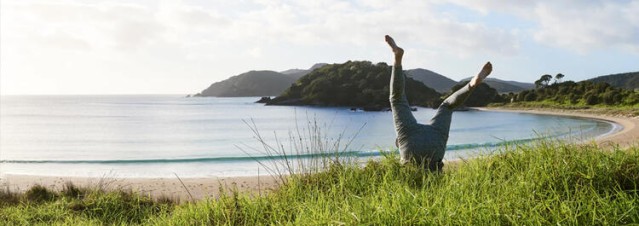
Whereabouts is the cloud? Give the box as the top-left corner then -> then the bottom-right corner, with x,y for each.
442,0 -> 639,53
34,31 -> 92,51
1,1 -> 165,51
1,0 -> 521,59
533,1 -> 639,53
248,47 -> 263,58
112,18 -> 166,50
4,0 -> 635,59
218,0 -> 520,56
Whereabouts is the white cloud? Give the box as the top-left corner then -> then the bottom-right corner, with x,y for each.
1,1 -> 164,51
1,0 -> 521,60
1,0 -> 521,55
226,0 -> 519,56
442,0 -> 639,53
248,47 -> 263,58
535,1 -> 639,53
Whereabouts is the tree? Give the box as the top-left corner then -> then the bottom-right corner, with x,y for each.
535,74 -> 553,88
554,73 -> 564,84
524,92 -> 537,101
534,80 -> 543,89
584,90 -> 599,105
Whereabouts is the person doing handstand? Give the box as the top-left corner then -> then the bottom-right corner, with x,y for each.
385,35 -> 493,172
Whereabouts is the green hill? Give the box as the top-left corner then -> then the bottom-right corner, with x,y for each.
405,69 -> 533,94
444,82 -> 503,107
588,72 -> 639,90
196,70 -> 296,97
485,78 -> 535,93
280,63 -> 328,79
267,61 -> 442,108
195,64 -> 327,97
405,68 -> 457,93
461,77 -> 533,94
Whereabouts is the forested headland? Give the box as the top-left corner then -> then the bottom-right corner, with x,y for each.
266,61 -> 442,109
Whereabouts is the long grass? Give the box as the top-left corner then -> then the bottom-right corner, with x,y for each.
237,117 -> 363,185
1,140 -> 638,225
0,182 -> 174,225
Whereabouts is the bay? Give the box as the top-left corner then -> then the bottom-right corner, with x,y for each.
0,95 -> 617,177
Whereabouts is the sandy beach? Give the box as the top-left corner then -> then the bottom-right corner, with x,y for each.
480,108 -> 638,148
2,109 -> 638,200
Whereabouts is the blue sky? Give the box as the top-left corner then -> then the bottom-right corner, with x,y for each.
1,0 -> 638,95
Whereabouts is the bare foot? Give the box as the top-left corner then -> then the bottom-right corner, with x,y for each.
470,62 -> 492,88
385,35 -> 404,64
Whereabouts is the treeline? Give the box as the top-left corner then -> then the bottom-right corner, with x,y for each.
497,80 -> 639,106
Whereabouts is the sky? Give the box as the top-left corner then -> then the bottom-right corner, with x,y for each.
1,0 -> 638,95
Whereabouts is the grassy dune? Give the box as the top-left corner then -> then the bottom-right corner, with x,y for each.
2,141 -> 638,225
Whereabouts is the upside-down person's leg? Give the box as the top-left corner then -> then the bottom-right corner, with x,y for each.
428,62 -> 492,170
430,62 -> 492,130
444,62 -> 492,110
386,35 -> 417,141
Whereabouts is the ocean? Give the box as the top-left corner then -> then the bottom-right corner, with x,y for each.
0,95 -> 618,178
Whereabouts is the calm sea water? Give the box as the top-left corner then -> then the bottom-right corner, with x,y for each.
0,95 -> 618,178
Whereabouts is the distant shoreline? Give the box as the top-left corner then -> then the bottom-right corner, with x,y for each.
478,107 -> 638,148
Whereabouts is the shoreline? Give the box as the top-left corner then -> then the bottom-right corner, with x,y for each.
2,108 -> 637,200
477,107 -> 638,148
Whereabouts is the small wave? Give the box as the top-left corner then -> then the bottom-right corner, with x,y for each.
0,150 -> 363,165
446,137 -> 543,151
597,123 -> 622,139
1,137 -> 545,165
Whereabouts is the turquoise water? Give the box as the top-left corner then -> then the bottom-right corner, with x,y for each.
0,95 -> 617,177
